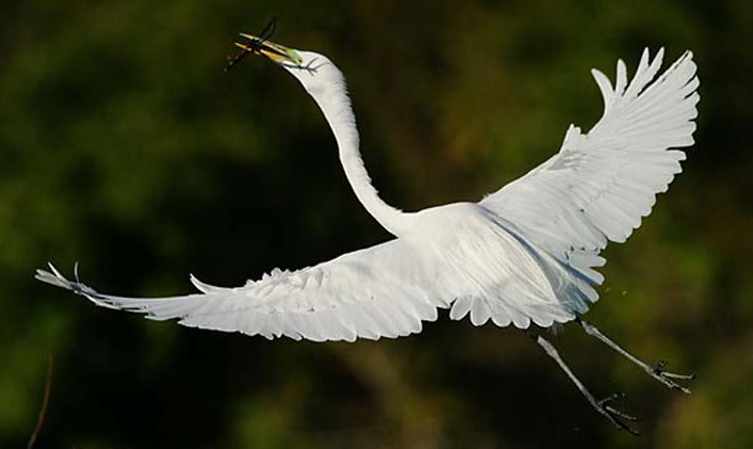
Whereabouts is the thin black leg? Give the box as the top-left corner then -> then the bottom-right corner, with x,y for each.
576,317 -> 695,393
530,331 -> 640,435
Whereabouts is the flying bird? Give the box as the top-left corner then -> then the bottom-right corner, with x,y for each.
36,24 -> 700,434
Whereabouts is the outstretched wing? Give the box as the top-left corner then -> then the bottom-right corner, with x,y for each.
481,48 -> 699,277
36,239 -> 447,342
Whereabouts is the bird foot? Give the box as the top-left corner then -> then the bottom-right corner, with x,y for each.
595,393 -> 640,436
647,360 -> 695,394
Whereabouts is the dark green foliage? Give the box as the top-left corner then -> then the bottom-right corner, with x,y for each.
1,1 -> 751,447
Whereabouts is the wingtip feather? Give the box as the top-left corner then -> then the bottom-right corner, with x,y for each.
615,59 -> 628,95
591,68 -> 614,110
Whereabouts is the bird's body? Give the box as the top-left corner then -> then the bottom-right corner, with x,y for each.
410,201 -> 594,328
36,30 -> 700,432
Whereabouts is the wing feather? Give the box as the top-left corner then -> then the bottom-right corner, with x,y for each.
481,48 -> 699,279
36,239 -> 446,342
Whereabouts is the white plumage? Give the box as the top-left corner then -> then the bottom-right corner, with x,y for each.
36,45 -> 699,342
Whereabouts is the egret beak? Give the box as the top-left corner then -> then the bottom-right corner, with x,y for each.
235,34 -> 303,65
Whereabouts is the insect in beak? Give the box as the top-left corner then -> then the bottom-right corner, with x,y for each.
224,16 -> 277,72
224,16 -> 304,72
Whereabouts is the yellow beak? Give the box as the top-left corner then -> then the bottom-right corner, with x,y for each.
235,34 -> 303,65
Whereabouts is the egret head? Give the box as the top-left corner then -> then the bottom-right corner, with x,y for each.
227,30 -> 342,99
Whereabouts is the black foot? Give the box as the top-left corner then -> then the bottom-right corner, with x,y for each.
648,360 -> 695,394
594,393 -> 640,436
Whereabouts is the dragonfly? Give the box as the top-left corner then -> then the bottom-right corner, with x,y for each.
224,16 -> 278,73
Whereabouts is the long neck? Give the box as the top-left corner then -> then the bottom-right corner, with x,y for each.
310,75 -> 413,237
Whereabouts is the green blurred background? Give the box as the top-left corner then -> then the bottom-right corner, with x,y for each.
1,0 -> 751,448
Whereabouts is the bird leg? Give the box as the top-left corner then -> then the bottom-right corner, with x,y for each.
529,331 -> 640,435
576,317 -> 695,393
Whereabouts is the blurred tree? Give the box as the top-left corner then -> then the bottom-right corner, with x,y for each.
1,0 -> 751,448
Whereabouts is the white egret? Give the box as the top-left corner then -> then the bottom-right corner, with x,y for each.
36,28 -> 699,433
